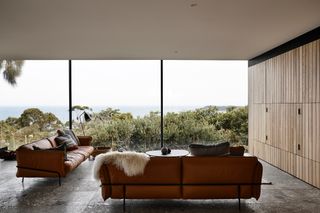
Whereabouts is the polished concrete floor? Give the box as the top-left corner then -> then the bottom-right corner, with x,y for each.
0,159 -> 319,213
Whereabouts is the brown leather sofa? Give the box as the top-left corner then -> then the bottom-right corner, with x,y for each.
16,135 -> 94,185
98,156 -> 263,210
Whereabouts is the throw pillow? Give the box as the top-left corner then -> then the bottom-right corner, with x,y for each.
64,129 -> 80,145
229,146 -> 245,156
55,130 -> 78,151
33,143 -> 68,161
189,141 -> 230,156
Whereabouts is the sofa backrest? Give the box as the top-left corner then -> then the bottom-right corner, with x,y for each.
105,157 -> 181,184
182,156 -> 261,184
182,156 -> 262,199
17,136 -> 56,150
99,155 -> 263,200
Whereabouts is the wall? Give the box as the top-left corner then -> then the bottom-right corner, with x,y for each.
249,39 -> 320,188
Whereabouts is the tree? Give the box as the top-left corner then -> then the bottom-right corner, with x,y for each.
0,60 -> 24,85
19,108 -> 45,130
43,112 -> 62,130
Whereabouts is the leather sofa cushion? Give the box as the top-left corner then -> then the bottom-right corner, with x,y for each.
64,152 -> 85,173
47,136 -> 59,147
33,143 -> 68,161
64,146 -> 94,173
74,146 -> 94,158
18,138 -> 53,150
182,156 -> 259,184
107,157 -> 181,184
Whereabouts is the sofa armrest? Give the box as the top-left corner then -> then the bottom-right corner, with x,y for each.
16,149 -> 65,177
77,136 -> 93,146
252,161 -> 263,200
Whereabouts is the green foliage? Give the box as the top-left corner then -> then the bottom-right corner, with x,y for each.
0,108 -> 63,149
1,106 -> 248,152
83,106 -> 248,152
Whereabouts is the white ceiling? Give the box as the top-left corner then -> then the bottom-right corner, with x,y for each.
0,0 -> 319,60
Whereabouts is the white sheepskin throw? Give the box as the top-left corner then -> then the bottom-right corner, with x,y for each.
93,151 -> 150,180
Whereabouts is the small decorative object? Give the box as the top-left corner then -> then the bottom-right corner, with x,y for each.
161,147 -> 171,155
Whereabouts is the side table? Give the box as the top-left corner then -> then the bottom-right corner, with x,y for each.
91,146 -> 112,160
146,149 -> 189,157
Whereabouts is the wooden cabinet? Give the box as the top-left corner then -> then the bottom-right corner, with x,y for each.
249,39 -> 320,188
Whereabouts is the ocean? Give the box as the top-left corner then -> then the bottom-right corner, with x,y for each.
0,105 -> 210,122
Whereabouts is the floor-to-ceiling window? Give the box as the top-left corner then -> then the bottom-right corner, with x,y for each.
163,60 -> 248,149
72,60 -> 160,151
0,60 -> 248,152
0,60 -> 68,150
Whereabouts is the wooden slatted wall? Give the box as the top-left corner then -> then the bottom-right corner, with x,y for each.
248,39 -> 320,188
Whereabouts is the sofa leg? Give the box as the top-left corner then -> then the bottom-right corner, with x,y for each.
123,197 -> 126,212
58,176 -> 61,186
22,177 -> 24,183
123,185 -> 126,212
237,185 -> 241,211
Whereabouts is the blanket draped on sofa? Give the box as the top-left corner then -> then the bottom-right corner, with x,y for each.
93,151 -> 150,179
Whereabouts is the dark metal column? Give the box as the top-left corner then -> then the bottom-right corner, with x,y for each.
160,60 -> 164,148
69,60 -> 72,129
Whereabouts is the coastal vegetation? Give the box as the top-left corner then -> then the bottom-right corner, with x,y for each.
0,106 -> 248,151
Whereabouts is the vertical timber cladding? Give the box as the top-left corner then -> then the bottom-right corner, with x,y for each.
249,39 -> 320,188
248,62 -> 266,155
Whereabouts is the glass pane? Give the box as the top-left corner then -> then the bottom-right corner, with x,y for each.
0,60 -> 68,150
72,60 -> 160,152
163,60 -> 248,150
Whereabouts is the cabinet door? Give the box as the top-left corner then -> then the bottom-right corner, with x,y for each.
250,62 -> 265,104
302,40 -> 320,103
302,103 -> 320,162
266,48 -> 301,104
252,104 -> 266,143
266,104 -> 302,154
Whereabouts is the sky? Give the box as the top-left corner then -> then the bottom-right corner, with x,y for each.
0,60 -> 248,107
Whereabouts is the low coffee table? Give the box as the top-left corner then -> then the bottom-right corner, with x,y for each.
146,149 -> 189,157
91,146 -> 112,160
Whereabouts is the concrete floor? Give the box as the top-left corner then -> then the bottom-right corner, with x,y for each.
0,159 -> 319,213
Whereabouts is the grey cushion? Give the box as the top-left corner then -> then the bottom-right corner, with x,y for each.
189,141 -> 230,156
56,130 -> 78,151
64,129 -> 80,145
